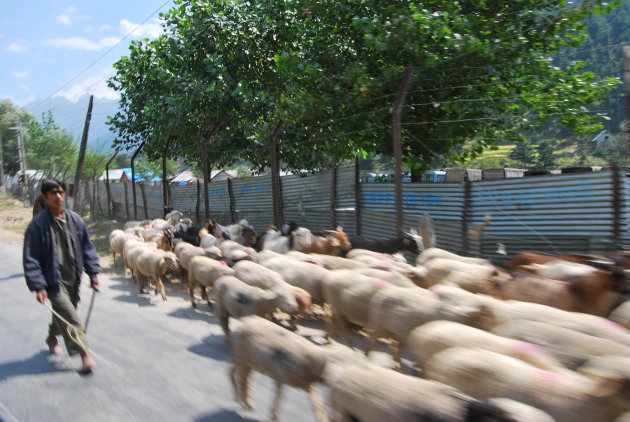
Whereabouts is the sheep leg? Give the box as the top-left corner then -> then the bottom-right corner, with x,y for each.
218,311 -> 230,338
288,314 -> 298,331
200,286 -> 212,307
307,386 -> 329,422
155,276 -> 167,301
391,340 -> 403,372
187,275 -> 197,309
136,272 -> 147,293
229,364 -> 240,402
363,330 -> 379,357
270,381 -> 283,422
335,314 -> 354,349
237,366 -> 254,409
178,263 -> 185,284
325,309 -> 335,343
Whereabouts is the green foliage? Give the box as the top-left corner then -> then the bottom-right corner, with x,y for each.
26,111 -> 78,179
509,142 -> 537,166
134,156 -> 178,182
535,141 -> 557,168
107,0 -> 619,175
0,99 -> 35,176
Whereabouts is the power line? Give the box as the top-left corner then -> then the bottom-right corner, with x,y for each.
28,0 -> 172,113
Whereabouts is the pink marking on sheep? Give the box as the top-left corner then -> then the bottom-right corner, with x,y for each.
428,285 -> 442,293
599,319 -> 626,330
513,341 -> 542,356
305,262 -> 320,268
219,260 -> 229,267
534,369 -> 562,386
372,278 -> 389,288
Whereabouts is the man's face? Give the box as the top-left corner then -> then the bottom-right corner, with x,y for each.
43,188 -> 65,213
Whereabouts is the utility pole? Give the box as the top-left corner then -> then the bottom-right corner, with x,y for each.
10,123 -> 27,203
72,95 -> 94,212
0,133 -> 5,195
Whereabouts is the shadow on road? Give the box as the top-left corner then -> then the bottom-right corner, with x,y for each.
188,334 -> 232,362
167,306 -> 214,323
0,351 -> 74,382
112,294 -> 155,307
196,409 -> 263,422
0,273 -> 23,282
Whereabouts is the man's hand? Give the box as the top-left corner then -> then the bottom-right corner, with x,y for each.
36,290 -> 47,304
90,277 -> 100,291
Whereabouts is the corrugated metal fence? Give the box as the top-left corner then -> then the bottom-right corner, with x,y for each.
98,167 -> 629,258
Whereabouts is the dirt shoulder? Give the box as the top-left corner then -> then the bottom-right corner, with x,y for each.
0,195 -> 114,264
0,196 -> 31,246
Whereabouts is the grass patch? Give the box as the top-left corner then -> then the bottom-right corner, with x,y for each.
86,217 -> 117,256
0,195 -> 24,211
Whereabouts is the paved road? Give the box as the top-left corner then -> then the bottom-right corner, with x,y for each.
0,237 -> 325,422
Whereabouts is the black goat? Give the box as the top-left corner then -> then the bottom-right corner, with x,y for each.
174,225 -> 203,247
345,231 -> 423,255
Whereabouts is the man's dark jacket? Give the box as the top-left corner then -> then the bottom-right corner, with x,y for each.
23,209 -> 101,294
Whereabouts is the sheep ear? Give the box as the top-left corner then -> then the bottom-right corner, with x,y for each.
335,226 -> 344,232
331,238 -> 340,247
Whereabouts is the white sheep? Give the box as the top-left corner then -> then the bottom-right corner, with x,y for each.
122,238 -> 157,279
262,226 -> 313,253
214,276 -> 298,337
422,257 -> 509,293
327,360 -> 516,422
133,248 -> 178,300
425,347 -> 630,422
322,270 -> 391,347
229,315 -> 329,422
364,284 -> 441,370
416,247 -> 491,266
260,255 -> 331,305
232,260 -> 303,326
187,255 -> 234,308
406,320 -> 572,375
491,319 -> 630,369
609,300 -> 630,330
108,229 -> 140,267
174,241 -> 207,282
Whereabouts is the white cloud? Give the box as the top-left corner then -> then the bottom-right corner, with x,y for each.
12,70 -> 31,79
44,36 -> 122,51
84,24 -> 112,33
57,14 -> 72,25
7,42 -> 25,53
52,75 -> 119,103
1,89 -> 34,106
57,6 -> 76,25
119,18 -> 162,39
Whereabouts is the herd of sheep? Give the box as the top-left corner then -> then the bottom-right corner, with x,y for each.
107,210 -> 630,422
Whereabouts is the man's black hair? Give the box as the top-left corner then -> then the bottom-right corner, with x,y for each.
40,179 -> 67,195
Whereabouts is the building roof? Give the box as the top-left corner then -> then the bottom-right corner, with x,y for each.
100,168 -> 238,183
99,168 -> 160,182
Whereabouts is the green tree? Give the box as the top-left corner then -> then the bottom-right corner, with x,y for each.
509,142 -> 537,166
108,0 -> 618,175
536,141 -> 557,168
0,98 -> 35,176
26,111 -> 77,179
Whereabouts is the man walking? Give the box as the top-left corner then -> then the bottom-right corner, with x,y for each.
23,179 -> 101,373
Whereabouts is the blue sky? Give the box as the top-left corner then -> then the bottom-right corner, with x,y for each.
0,1 -> 173,106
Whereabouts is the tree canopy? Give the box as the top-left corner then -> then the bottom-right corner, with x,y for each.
107,0 -> 619,174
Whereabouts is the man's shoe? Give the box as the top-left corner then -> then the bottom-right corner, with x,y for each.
80,352 -> 96,374
46,336 -> 62,355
